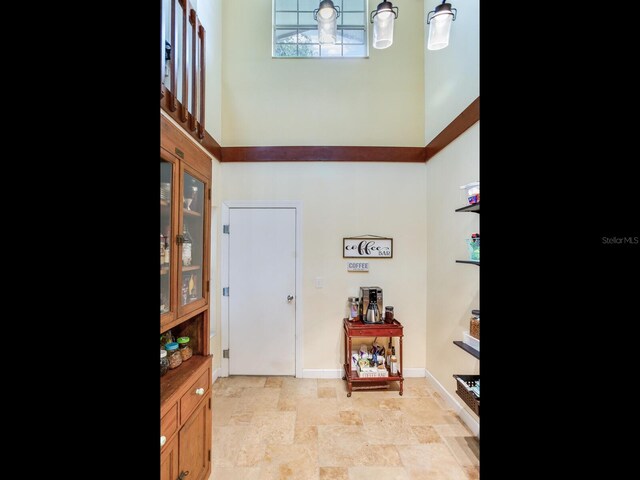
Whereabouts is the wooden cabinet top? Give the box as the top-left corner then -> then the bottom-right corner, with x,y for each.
343,318 -> 403,336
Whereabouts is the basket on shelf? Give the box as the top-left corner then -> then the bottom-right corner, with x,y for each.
357,366 -> 389,378
454,374 -> 480,416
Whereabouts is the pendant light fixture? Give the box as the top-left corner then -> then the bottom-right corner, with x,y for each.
370,2 -> 399,50
427,1 -> 457,51
314,0 -> 341,44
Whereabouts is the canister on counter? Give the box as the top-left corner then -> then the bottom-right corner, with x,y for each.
165,342 -> 182,369
385,306 -> 394,322
348,297 -> 359,321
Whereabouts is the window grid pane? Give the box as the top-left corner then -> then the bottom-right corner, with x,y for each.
273,0 -> 368,58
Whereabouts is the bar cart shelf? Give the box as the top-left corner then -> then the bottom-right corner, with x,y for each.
342,318 -> 404,397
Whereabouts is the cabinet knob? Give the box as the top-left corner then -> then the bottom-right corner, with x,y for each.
195,387 -> 205,395
160,435 -> 166,447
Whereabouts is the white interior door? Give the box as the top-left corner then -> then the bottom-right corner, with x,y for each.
228,208 -> 296,375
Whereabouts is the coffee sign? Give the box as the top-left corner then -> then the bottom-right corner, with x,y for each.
343,237 -> 393,258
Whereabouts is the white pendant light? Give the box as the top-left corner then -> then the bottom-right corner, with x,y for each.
370,2 -> 399,50
314,0 -> 341,44
427,1 -> 457,51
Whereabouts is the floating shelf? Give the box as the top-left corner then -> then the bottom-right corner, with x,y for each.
453,341 -> 479,360
455,202 -> 480,213
182,265 -> 201,272
183,208 -> 202,217
456,260 -> 480,266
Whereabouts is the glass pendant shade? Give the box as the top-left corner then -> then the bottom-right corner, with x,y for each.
315,1 -> 339,44
371,2 -> 398,50
427,3 -> 456,51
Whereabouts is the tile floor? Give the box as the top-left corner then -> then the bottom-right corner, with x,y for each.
211,376 -> 479,479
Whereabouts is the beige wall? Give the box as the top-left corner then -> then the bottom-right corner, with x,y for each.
425,122 -> 479,417
221,0 -> 425,147
221,162 -> 427,371
424,0 -> 479,144
197,0 -> 223,142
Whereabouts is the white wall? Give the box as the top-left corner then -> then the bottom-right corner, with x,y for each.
424,0 -> 479,144
221,0 -> 425,147
425,122 -> 479,417
221,162 -> 427,371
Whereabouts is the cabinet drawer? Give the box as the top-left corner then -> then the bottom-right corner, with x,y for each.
180,368 -> 210,423
161,402 -> 178,449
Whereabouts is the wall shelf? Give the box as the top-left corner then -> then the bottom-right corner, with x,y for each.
453,341 -> 479,360
454,202 -> 480,213
456,260 -> 480,266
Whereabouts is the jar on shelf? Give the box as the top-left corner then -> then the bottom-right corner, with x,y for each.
177,336 -> 193,361
165,342 -> 182,369
347,297 -> 359,321
160,350 -> 169,377
384,306 -> 394,323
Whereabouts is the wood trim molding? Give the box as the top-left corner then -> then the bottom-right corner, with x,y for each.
220,146 -> 426,163
425,96 -> 479,162
161,86 -> 222,160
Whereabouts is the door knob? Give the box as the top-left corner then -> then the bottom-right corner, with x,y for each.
287,295 -> 294,302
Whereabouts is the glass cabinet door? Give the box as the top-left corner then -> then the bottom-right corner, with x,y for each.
161,157 -> 175,323
179,167 -> 208,315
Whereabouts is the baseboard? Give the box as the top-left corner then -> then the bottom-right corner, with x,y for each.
212,367 -> 221,384
302,368 -> 343,379
425,369 -> 479,438
402,368 -> 426,378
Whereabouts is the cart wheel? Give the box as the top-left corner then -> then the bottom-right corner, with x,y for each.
347,392 -> 352,397
399,391 -> 403,396
342,376 -> 346,380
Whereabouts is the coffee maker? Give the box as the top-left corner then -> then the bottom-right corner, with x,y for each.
359,286 -> 383,323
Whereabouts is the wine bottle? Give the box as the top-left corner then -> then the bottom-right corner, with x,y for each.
182,224 -> 192,266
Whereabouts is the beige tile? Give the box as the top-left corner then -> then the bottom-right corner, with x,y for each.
234,387 -> 281,413
318,426 -> 401,466
212,397 -> 236,426
294,425 -> 318,444
296,399 -> 343,426
210,466 -> 261,480
229,412 -> 253,425
252,411 -> 297,444
464,465 -> 480,479
261,443 -> 319,480
348,466 -> 410,480
411,426 -> 443,444
320,466 -> 349,480
281,378 -> 318,398
398,443 -> 468,480
236,443 -> 268,467
434,423 -> 473,437
265,377 -> 285,388
364,422 -> 420,445
318,387 -> 337,399
338,410 -> 363,425
212,376 -> 478,478
224,375 -> 267,388
441,435 -> 480,467
278,396 -> 298,412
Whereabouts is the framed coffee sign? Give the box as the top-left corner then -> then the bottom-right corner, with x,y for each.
343,236 -> 393,258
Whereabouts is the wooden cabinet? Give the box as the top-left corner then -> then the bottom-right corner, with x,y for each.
161,114 -> 213,479
179,391 -> 212,480
160,435 -> 179,480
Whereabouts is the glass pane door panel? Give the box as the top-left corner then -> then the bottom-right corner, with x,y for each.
160,159 -> 173,315
181,171 -> 205,306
